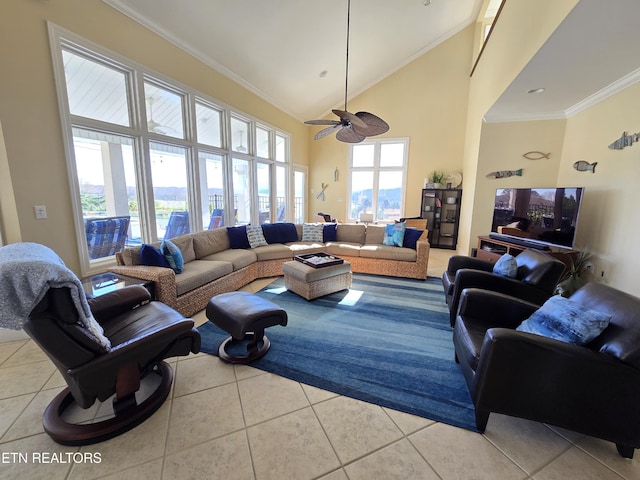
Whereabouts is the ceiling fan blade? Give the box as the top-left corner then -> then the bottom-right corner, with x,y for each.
336,126 -> 366,143
314,125 -> 340,140
305,119 -> 340,126
331,109 -> 368,129
351,111 -> 390,137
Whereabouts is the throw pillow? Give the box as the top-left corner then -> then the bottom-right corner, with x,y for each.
302,223 -> 324,242
493,253 -> 518,278
227,225 -> 250,249
516,295 -> 611,346
383,222 -> 406,247
262,222 -> 298,244
246,225 -> 268,248
140,244 -> 170,268
402,228 -> 424,249
160,239 -> 184,273
323,223 -> 338,242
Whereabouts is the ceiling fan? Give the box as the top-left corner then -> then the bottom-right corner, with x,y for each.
305,0 -> 389,143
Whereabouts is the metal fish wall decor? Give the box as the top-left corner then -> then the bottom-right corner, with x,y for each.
486,168 -> 523,179
522,151 -> 551,160
609,131 -> 640,150
573,161 -> 597,173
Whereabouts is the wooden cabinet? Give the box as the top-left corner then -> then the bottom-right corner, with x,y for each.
421,188 -> 462,249
476,235 -> 578,271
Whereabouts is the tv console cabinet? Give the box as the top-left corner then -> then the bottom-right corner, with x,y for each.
475,235 -> 578,270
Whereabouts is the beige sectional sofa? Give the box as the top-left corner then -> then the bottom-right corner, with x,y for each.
111,223 -> 429,317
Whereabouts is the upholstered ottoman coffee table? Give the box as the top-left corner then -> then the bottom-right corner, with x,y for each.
206,291 -> 287,364
283,259 -> 352,300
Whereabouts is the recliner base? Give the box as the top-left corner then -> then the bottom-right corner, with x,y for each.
42,361 -> 173,446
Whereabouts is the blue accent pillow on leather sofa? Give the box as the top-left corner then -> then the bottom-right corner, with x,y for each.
140,244 -> 170,268
493,253 -> 517,278
262,222 -> 298,244
227,225 -> 250,249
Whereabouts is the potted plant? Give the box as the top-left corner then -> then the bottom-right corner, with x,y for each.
430,170 -> 446,189
555,250 -> 591,297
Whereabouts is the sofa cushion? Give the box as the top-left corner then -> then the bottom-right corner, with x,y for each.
227,225 -> 251,249
192,228 -> 230,258
383,222 -> 406,247
174,260 -> 233,296
161,239 -> 184,274
324,242 -> 362,257
364,225 -> 385,245
302,223 -> 324,242
251,244 -> 293,261
336,224 -> 366,244
287,242 -> 326,255
246,225 -> 268,248
516,295 -> 611,346
323,223 -> 338,242
139,244 -> 170,268
402,228 -> 424,249
201,249 -> 257,271
262,222 -> 298,244
168,234 -> 196,264
359,245 -> 417,261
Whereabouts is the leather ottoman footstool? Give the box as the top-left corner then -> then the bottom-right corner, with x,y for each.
283,260 -> 352,300
205,291 -> 287,364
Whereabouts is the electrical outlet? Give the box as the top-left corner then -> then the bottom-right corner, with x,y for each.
34,205 -> 47,219
585,263 -> 594,273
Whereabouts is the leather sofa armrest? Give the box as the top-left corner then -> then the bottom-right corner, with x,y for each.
457,288 -> 539,330
453,269 -> 551,306
88,285 -> 151,324
446,255 -> 493,274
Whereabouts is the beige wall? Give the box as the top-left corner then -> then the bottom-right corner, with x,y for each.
0,0 -> 309,273
307,25 -> 474,222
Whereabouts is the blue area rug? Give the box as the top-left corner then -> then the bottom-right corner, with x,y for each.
197,274 -> 477,431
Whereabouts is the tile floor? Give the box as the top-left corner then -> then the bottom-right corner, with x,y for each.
1,249 -> 639,479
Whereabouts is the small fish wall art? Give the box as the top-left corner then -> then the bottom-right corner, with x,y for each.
573,160 -> 597,173
608,131 -> 640,150
486,168 -> 523,179
522,151 -> 551,160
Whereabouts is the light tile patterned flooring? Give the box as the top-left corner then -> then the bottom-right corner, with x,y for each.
1,249 -> 639,479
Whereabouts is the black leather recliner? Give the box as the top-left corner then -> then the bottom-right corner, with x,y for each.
24,285 -> 200,445
453,283 -> 640,458
442,248 -> 565,326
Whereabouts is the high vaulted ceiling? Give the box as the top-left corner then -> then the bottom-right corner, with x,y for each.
103,0 -> 640,124
103,0 -> 483,121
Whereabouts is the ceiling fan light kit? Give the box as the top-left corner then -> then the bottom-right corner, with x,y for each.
305,0 -> 389,143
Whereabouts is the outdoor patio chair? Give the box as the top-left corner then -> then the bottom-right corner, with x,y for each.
164,211 -> 189,239
85,216 -> 130,259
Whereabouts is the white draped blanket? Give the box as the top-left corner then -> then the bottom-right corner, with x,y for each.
0,242 -> 111,349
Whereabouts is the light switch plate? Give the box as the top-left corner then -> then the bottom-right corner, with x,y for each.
34,205 -> 47,219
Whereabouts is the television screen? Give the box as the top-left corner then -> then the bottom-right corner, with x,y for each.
491,187 -> 584,249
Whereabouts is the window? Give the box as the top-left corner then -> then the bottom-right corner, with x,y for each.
50,24 -> 295,275
348,139 -> 408,222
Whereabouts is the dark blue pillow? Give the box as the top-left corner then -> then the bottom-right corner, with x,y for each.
227,225 -> 250,249
261,222 -> 298,244
323,223 -> 338,242
402,228 -> 424,249
140,244 -> 170,268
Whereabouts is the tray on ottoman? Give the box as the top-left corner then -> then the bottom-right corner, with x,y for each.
294,252 -> 344,268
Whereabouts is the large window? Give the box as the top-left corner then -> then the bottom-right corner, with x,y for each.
50,25 -> 295,275
348,139 -> 408,222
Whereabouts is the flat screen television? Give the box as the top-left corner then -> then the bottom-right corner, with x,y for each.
491,187 -> 585,249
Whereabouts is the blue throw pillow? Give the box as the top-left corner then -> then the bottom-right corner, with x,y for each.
323,223 -> 338,242
493,253 -> 517,278
402,228 -> 423,249
261,222 -> 298,244
140,244 -> 170,268
227,225 -> 250,249
160,239 -> 184,273
516,295 -> 611,346
383,222 -> 406,247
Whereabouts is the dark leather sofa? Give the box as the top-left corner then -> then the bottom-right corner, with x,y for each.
442,248 -> 565,326
453,282 -> 640,458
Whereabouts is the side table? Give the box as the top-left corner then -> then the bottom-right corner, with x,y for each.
81,272 -> 154,299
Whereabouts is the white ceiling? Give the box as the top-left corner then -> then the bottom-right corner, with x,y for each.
103,0 -> 640,124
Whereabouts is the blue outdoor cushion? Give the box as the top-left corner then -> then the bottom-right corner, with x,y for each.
261,222 -> 298,244
140,244 -> 170,268
493,253 -> 517,278
402,228 -> 423,249
383,222 -> 406,247
227,225 -> 250,249
517,295 -> 611,346
160,239 -> 184,273
323,223 -> 338,242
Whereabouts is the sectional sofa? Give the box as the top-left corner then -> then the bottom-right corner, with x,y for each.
110,222 -> 430,317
